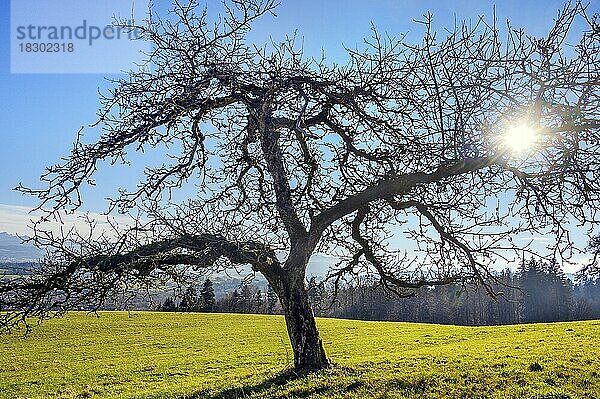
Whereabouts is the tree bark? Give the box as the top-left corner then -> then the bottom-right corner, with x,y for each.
279,278 -> 329,371
264,253 -> 329,372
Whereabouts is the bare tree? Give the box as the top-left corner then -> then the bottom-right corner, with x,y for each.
581,235 -> 600,278
2,0 -> 599,371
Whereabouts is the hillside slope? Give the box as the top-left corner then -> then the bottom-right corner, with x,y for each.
0,232 -> 44,262
1,312 -> 598,398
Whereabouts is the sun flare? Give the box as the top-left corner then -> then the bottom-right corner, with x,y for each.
503,124 -> 538,152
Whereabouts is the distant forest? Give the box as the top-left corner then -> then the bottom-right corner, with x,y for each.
161,258 -> 600,326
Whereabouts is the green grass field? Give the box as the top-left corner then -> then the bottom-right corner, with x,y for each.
1,312 -> 598,399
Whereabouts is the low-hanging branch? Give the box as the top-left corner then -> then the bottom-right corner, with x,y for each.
0,233 -> 281,330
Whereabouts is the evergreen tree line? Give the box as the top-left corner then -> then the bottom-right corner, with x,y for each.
160,259 -> 600,325
161,279 -> 281,315
308,259 -> 600,325
161,278 -> 217,312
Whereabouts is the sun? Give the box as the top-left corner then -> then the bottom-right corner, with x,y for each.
503,123 -> 538,152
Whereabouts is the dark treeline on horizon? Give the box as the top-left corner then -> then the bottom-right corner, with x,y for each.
161,258 -> 600,326
308,259 -> 600,325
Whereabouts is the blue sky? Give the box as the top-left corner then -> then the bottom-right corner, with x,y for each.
0,0 -> 596,245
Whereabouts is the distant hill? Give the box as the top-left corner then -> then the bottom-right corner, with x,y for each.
0,232 -> 45,262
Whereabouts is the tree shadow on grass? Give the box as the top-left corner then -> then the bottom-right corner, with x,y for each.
182,365 -> 360,399
198,369 -> 319,399
162,364 -> 434,399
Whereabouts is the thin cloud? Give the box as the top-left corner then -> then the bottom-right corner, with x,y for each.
0,203 -> 136,237
518,236 -> 553,243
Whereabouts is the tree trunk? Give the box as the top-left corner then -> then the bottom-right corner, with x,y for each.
279,279 -> 329,371
261,241 -> 329,371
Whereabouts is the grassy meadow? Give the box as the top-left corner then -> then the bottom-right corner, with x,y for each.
0,312 -> 599,398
